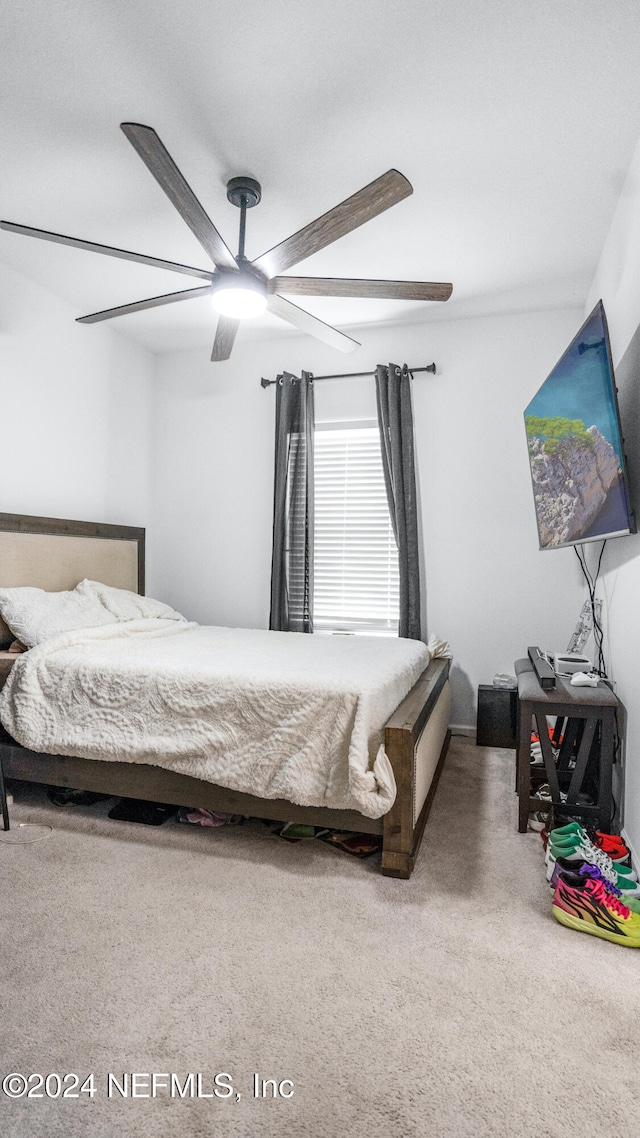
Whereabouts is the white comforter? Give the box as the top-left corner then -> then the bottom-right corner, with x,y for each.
0,621 -> 433,818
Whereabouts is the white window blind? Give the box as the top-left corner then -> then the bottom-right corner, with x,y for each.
313,424 -> 400,635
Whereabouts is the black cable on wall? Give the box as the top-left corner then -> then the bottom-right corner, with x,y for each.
574,540 -> 607,676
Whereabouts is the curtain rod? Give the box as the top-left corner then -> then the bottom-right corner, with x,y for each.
260,363 -> 437,388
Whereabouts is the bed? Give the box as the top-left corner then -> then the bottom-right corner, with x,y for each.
0,511 -> 451,878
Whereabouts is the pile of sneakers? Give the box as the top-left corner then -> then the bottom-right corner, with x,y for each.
528,726 -> 565,831
529,783 -> 566,831
528,725 -> 596,832
544,821 -> 640,948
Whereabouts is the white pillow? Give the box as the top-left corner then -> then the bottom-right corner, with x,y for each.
76,579 -> 186,623
0,586 -> 115,648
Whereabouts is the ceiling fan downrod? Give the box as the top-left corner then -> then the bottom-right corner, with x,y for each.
226,176 -> 262,262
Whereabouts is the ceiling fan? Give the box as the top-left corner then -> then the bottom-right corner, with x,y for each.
1,123 -> 453,362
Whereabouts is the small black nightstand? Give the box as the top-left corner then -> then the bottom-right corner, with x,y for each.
476,685 -> 518,748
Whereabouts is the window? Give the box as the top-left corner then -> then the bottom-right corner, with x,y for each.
313,422 -> 400,635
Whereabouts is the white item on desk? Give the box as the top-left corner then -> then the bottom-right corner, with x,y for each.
570,672 -> 600,688
554,652 -> 592,675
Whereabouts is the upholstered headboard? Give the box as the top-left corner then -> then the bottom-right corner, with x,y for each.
0,513 -> 145,595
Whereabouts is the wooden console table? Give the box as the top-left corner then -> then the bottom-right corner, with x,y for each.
515,658 -> 619,833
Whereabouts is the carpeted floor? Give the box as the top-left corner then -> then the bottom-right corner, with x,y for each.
1,737 -> 639,1138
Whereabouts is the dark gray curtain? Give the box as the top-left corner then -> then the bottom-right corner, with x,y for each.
375,362 -> 421,640
269,371 -> 315,632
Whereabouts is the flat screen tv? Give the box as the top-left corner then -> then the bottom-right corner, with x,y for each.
524,300 -> 635,549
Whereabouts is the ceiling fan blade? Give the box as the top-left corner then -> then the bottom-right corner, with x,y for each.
269,276 -> 453,302
76,285 -> 211,323
252,170 -> 412,279
0,220 -> 213,280
211,315 -> 240,362
268,294 -> 360,354
120,122 -> 238,271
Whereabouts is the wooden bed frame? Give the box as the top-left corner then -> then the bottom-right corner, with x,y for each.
0,512 -> 451,879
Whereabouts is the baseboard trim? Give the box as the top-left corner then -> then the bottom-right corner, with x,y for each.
449,724 -> 476,739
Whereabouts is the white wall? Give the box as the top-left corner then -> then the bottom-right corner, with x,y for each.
153,306 -> 584,727
0,260 -> 154,548
2,241 -> 628,801
586,131 -> 640,860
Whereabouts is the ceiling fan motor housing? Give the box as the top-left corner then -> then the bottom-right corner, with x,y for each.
210,263 -> 268,318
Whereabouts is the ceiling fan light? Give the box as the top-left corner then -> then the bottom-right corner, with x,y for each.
211,273 -> 267,319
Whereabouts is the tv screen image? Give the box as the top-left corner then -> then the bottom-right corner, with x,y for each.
524,300 -> 635,549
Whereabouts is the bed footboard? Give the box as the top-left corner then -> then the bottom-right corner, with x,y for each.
381,658 -> 451,879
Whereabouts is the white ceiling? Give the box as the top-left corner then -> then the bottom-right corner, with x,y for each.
2,0 -> 640,356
